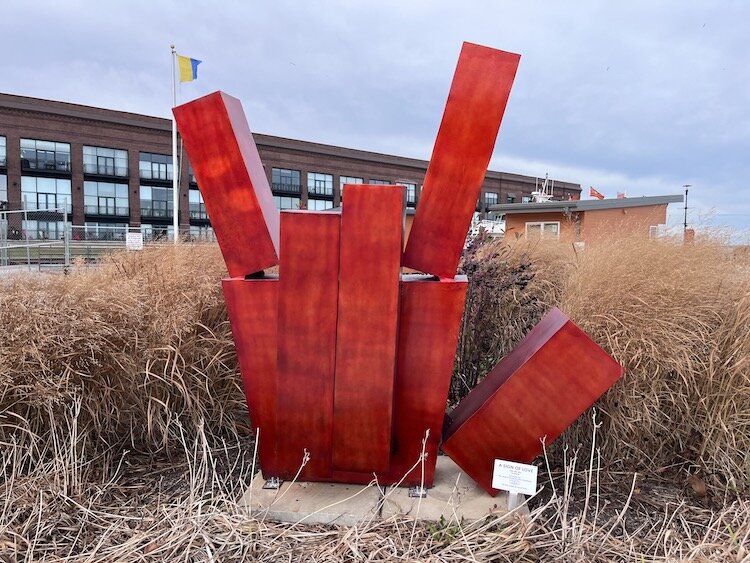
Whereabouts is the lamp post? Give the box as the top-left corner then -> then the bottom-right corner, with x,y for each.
683,184 -> 691,232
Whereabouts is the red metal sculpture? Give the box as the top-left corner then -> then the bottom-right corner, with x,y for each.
174,42 -> 623,494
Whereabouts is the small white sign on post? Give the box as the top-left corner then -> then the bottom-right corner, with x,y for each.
126,232 -> 144,251
492,459 -> 538,496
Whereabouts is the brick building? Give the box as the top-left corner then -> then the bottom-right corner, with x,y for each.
0,92 -> 581,240
491,195 -> 683,243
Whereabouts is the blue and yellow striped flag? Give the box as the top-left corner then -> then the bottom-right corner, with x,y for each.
177,54 -> 201,82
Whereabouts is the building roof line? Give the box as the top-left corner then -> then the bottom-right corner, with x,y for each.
488,194 -> 684,214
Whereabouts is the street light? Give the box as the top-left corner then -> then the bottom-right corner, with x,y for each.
683,184 -> 691,232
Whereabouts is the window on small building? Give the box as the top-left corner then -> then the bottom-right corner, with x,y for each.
273,195 -> 301,210
21,139 -> 71,172
307,172 -> 333,196
485,191 -> 499,207
189,188 -> 208,220
21,176 -> 72,211
139,152 -> 173,181
140,185 -> 173,218
83,146 -> 128,176
272,168 -> 302,193
0,136 -> 6,167
525,221 -> 560,240
84,181 -> 129,216
339,175 -> 363,200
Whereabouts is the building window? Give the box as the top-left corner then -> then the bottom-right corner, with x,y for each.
307,199 -> 334,211
83,146 -> 128,176
0,136 -> 6,167
273,195 -> 301,210
522,196 -> 531,203
140,223 -> 174,242
485,191 -> 499,207
21,139 -> 71,172
189,188 -> 208,220
140,186 -> 173,218
272,168 -> 302,194
139,152 -> 173,181
21,176 -> 72,211
81,222 -> 127,241
307,172 -> 333,196
369,179 -> 391,185
339,175 -> 363,200
83,181 -> 129,216
400,182 -> 417,207
188,163 -> 197,184
22,219 -> 71,240
0,174 -> 6,205
525,221 -> 560,240
506,194 -> 516,204
189,225 -> 215,241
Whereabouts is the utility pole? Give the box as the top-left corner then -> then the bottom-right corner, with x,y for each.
682,184 -> 691,232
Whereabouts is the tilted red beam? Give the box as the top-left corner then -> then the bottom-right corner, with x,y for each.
402,42 -> 520,278
174,91 -> 279,277
442,308 -> 624,496
222,277 -> 279,476
332,184 -> 404,473
385,275 -> 468,487
275,211 -> 340,480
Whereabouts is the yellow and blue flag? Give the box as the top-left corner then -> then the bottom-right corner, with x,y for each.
177,54 -> 201,82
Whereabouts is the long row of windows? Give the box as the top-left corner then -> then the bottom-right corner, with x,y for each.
7,137 -> 177,181
13,221 -> 216,242
272,168 -> 419,206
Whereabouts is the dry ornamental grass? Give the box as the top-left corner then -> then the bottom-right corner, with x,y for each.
0,237 -> 748,561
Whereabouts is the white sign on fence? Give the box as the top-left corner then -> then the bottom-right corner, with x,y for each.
126,232 -> 144,251
492,459 -> 538,495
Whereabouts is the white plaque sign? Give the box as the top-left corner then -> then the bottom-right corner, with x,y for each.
492,459 -> 538,495
126,232 -> 144,251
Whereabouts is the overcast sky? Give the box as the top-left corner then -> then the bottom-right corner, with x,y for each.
2,0 -> 749,237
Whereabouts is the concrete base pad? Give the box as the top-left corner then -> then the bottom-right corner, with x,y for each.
381,456 -> 517,521
241,456 -> 528,526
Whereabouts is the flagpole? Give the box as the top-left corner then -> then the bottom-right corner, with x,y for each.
170,44 -> 179,243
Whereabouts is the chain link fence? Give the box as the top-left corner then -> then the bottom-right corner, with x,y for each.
0,201 -> 216,273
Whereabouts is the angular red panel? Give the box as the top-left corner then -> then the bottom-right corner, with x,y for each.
385,275 -> 468,487
442,308 -> 624,496
402,42 -> 520,278
174,91 -> 279,277
333,184 -> 405,473
222,277 -> 279,476
276,211 -> 340,480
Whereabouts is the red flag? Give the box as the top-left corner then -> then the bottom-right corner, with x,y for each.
589,187 -> 605,200
616,192 -> 626,199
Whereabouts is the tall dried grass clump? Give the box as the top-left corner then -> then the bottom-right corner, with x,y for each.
0,244 -> 242,461
457,236 -> 750,492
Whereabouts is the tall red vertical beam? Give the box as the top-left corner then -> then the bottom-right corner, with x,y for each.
385,275 -> 468,487
276,211 -> 340,480
221,277 -> 279,476
333,184 -> 405,473
402,43 -> 520,278
174,91 -> 279,277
